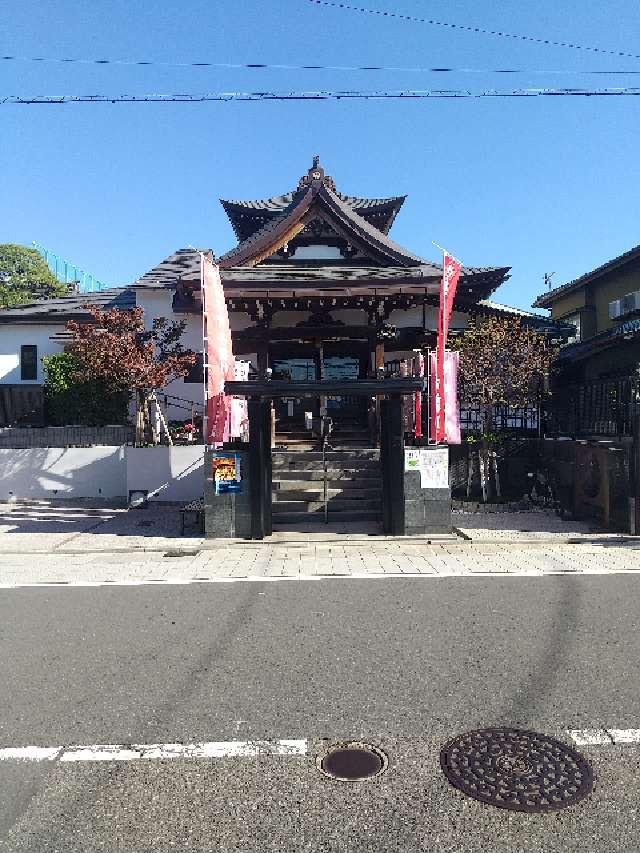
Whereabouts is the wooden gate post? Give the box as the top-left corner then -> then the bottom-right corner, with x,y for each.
380,396 -> 405,535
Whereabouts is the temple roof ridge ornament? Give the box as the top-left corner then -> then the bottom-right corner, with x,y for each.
297,155 -> 337,193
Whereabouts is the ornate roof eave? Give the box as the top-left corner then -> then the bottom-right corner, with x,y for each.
221,193 -> 406,240
218,181 -> 422,270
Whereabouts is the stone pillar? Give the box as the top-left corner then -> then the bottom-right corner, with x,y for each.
403,446 -> 452,535
204,447 -> 252,539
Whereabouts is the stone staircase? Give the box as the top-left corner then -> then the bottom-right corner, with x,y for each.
271,449 -> 382,525
275,419 -> 372,451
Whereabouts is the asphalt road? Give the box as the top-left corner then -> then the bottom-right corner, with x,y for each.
1,575 -> 639,851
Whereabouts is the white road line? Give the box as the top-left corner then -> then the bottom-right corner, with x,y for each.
60,746 -> 141,762
568,729 -> 613,746
2,568 -> 640,589
608,729 -> 640,745
1,739 -> 308,763
0,746 -> 61,761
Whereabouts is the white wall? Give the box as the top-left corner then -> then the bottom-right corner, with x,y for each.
126,445 -> 204,502
135,289 -> 204,419
0,447 -> 126,500
0,323 -> 65,384
0,445 -> 203,502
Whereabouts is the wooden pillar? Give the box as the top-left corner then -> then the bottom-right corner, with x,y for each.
249,397 -> 273,540
631,408 -> 640,534
380,396 -> 405,535
256,340 -> 269,378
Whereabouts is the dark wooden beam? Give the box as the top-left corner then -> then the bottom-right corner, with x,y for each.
225,377 -> 425,398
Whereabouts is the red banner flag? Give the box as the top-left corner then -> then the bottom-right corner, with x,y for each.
432,250 -> 462,443
201,255 -> 235,446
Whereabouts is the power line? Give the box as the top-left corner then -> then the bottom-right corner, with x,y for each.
309,1 -> 640,62
2,53 -> 640,76
3,87 -> 640,105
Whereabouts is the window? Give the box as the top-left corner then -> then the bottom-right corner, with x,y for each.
20,345 -> 38,381
563,313 -> 581,344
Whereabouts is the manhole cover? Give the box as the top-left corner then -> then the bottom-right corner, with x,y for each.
440,728 -> 594,812
317,742 -> 387,781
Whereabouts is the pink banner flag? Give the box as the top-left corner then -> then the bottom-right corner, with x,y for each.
430,350 -> 461,445
432,250 -> 462,443
201,255 -> 235,446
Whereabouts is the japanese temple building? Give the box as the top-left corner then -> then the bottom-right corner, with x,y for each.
169,156 -> 513,441
201,156 -> 514,536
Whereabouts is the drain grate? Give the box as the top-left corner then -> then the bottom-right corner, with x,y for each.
440,727 -> 594,812
317,742 -> 387,782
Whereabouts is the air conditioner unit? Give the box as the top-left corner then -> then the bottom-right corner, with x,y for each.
609,299 -> 622,320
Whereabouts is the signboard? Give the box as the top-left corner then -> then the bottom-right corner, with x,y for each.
405,447 -> 449,489
212,452 -> 242,495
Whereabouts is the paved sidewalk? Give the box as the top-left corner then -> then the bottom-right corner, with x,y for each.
1,538 -> 640,586
0,502 -> 629,557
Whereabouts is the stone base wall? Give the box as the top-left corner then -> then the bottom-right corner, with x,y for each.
204,448 -> 253,539
404,471 -> 452,535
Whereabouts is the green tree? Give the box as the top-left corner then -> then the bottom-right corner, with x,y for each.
0,244 -> 68,308
43,352 -> 130,427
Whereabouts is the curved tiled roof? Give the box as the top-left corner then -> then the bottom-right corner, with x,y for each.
132,247 -> 213,288
219,182 -> 421,270
221,192 -> 405,241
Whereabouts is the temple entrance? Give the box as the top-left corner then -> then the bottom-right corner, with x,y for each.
271,341 -> 369,436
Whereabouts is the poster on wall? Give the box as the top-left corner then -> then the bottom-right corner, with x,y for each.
405,447 -> 449,489
212,452 -> 242,495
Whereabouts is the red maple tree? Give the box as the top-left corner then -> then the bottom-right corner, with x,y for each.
66,306 -> 196,445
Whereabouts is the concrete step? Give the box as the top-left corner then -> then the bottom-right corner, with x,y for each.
272,509 -> 382,523
271,471 -> 381,484
273,465 -> 381,475
272,488 -> 381,502
273,478 -> 381,492
272,498 -> 381,513
273,450 -> 379,462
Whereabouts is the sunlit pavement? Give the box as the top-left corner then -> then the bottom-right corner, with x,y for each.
1,538 -> 640,587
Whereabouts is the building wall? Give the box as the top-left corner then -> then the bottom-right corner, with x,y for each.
550,290 -> 587,320
135,289 -> 205,420
126,445 -> 203,502
0,446 -> 126,500
591,265 -> 640,334
0,445 -> 204,503
0,323 -> 65,385
549,260 -> 640,339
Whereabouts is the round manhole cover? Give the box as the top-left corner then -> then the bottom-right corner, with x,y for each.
318,743 -> 387,781
440,728 -> 594,812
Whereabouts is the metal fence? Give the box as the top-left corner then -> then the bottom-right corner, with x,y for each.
459,405 -> 539,435
546,375 -> 639,438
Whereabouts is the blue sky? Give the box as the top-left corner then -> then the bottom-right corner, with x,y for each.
2,0 -> 639,309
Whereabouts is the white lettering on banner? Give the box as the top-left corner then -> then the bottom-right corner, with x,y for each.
405,448 -> 449,489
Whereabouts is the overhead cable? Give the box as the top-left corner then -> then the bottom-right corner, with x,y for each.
2,53 -> 640,75
3,87 -> 640,105
309,0 -> 640,62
